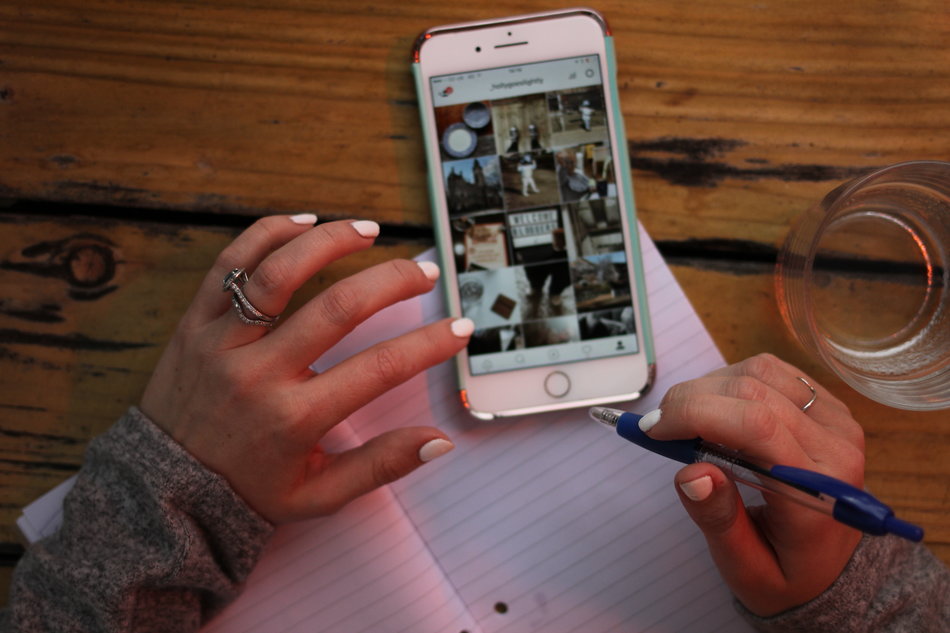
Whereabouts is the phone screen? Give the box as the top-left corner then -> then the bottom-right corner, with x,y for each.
429,55 -> 640,377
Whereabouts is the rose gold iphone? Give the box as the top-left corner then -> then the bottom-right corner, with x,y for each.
413,8 -> 655,419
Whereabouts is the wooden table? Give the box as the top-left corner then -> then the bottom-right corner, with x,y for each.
1,0 -> 948,604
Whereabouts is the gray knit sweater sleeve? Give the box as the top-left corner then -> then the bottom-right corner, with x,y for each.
0,407 -> 274,632
738,533 -> 950,632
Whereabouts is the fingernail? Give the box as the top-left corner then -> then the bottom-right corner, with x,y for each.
417,261 -> 440,282
679,475 -> 714,502
638,408 -> 662,433
419,438 -> 454,463
351,220 -> 380,238
450,317 -> 475,338
290,213 -> 318,225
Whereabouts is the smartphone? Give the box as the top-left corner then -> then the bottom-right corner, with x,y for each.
413,8 -> 655,419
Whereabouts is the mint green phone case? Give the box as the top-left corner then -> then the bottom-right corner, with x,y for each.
412,14 -> 656,412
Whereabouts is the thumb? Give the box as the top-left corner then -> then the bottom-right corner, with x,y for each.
675,462 -> 744,536
290,427 -> 454,518
674,463 -> 787,605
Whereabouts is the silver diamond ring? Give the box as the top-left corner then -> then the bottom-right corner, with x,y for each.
222,268 -> 279,327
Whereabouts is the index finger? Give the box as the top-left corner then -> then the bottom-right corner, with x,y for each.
707,354 -> 851,419
706,354 -> 862,449
294,317 -> 474,442
645,391 -> 813,469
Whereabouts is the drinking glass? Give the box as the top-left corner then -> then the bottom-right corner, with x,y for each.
776,161 -> 950,410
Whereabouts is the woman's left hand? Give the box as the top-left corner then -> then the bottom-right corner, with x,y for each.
140,215 -> 473,524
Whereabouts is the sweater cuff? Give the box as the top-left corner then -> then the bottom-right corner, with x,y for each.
735,534 -> 909,632
83,407 -> 275,583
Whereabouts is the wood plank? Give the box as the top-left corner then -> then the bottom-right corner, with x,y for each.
2,0 -> 948,607
0,211 -> 425,545
1,214 -> 947,604
2,0 -> 948,245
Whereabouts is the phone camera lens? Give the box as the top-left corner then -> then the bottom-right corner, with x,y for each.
475,46 -> 481,52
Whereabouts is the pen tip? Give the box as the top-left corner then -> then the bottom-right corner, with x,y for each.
884,515 -> 924,542
588,406 -> 621,427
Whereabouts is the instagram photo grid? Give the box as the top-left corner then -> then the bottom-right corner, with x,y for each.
435,81 -> 639,369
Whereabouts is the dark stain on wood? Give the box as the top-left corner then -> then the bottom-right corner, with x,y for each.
0,428 -> 81,445
0,403 -> 49,413
50,180 -> 160,206
657,237 -> 777,275
49,155 -> 78,168
629,137 -> 873,187
0,329 -> 151,352
3,234 -> 119,302
633,137 -> 745,161
658,237 -> 940,281
0,543 -> 25,566
0,306 -> 64,324
0,457 -> 79,472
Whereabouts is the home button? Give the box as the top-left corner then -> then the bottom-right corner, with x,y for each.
544,371 -> 571,398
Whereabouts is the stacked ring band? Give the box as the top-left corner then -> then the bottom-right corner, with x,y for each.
222,268 -> 280,327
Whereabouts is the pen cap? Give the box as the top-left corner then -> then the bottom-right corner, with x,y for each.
615,413 -> 699,465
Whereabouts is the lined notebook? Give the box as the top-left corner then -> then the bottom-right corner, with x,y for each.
19,226 -> 754,632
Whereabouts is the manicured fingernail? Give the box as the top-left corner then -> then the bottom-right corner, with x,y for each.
290,213 -> 318,225
639,408 -> 662,433
417,261 -> 440,282
450,317 -> 475,338
419,438 -> 454,463
679,475 -> 714,502
351,220 -> 380,238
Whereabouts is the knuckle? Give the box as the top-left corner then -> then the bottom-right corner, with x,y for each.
838,443 -> 866,482
252,257 -> 294,296
319,281 -> 361,326
693,498 -> 739,535
661,381 -> 690,408
387,259 -> 420,285
840,417 -> 865,453
308,222 -> 338,250
666,397 -> 705,429
213,247 -> 242,276
740,401 -> 781,445
215,358 -> 252,398
371,457 -> 405,487
849,422 -> 866,452
731,375 -> 769,403
369,345 -> 406,388
742,353 -> 781,381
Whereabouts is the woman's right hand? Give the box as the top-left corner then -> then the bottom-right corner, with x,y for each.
643,354 -> 865,616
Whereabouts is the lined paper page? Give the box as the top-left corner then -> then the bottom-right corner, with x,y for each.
202,418 -> 481,633
334,227 -> 754,632
21,225 -> 753,632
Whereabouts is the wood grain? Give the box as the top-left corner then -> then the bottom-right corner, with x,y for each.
0,212 -> 423,535
0,0 -> 948,606
2,0 -> 949,242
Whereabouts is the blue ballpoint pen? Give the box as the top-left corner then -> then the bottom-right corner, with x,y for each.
589,406 -> 924,541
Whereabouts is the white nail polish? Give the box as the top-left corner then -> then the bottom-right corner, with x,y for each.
450,318 -> 475,338
351,220 -> 380,238
679,475 -> 714,502
417,261 -> 440,282
290,213 -> 318,225
639,408 -> 662,433
419,438 -> 454,463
